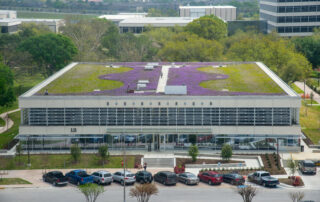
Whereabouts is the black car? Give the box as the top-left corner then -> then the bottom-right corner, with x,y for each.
135,171 -> 153,183
43,171 -> 68,186
222,173 -> 245,185
154,171 -> 177,186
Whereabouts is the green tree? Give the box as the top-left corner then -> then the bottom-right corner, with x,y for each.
221,144 -> 232,161
70,144 -> 81,163
19,33 -> 77,76
0,62 -> 15,106
293,29 -> 320,69
287,157 -> 297,177
157,32 -> 223,61
78,183 -> 105,202
184,15 -> 227,41
16,143 -> 22,166
188,145 -> 199,162
98,144 -> 110,166
227,32 -> 312,83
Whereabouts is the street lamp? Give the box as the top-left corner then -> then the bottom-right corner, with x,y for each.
27,136 -> 31,167
122,133 -> 126,202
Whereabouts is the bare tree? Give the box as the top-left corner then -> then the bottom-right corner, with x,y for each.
237,185 -> 257,202
78,183 -> 105,202
130,183 -> 159,202
289,191 -> 305,202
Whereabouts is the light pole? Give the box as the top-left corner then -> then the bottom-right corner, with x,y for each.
27,136 -> 31,167
122,134 -> 126,202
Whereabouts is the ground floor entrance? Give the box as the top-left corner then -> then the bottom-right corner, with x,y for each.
18,134 -> 301,152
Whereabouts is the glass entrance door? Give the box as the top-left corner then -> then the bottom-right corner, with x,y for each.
154,134 -> 160,151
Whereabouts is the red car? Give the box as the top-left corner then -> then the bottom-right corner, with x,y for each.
198,171 -> 223,185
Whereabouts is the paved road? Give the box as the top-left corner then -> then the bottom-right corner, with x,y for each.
1,184 -> 319,202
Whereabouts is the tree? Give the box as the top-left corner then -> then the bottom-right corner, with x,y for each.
188,145 -> 199,162
157,32 -> 223,62
0,62 -> 15,106
221,144 -> 232,161
70,144 -> 81,163
289,191 -> 305,202
184,15 -> 227,41
19,33 -> 77,76
237,185 -> 257,202
310,92 -> 314,107
130,183 -> 159,202
16,143 -> 22,166
287,157 -> 297,177
98,144 -> 110,166
227,32 -> 312,83
78,183 -> 105,202
62,18 -> 114,62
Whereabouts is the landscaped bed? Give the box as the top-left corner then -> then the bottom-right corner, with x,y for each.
0,178 -> 31,185
260,153 -> 286,175
0,154 -> 142,170
278,177 -> 304,187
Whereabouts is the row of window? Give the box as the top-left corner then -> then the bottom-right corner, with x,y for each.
262,0 -> 320,2
277,25 -> 318,32
26,107 -> 292,126
261,4 -> 320,13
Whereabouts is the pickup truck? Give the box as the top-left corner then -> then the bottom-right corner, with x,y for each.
248,171 -> 279,187
66,170 -> 94,185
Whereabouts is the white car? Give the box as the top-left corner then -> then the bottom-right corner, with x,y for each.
113,170 -> 136,185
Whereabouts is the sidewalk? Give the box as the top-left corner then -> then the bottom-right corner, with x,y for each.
0,109 -> 20,134
294,81 -> 320,103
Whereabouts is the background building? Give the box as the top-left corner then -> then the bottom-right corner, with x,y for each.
99,13 -> 147,25
18,62 -> 301,153
0,19 -> 20,33
0,10 -> 17,19
179,5 -> 237,21
260,0 -> 320,36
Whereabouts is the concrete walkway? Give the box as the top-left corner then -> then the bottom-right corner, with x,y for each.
0,109 -> 20,134
294,81 -> 320,103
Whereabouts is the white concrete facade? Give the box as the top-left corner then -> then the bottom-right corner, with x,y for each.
179,6 -> 236,21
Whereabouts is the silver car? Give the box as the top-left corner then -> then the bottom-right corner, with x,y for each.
91,171 -> 113,185
177,172 -> 199,185
113,170 -> 136,185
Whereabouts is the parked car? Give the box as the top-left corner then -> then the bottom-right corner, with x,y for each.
154,171 -> 177,185
113,170 -> 136,186
248,171 -> 279,187
299,160 -> 317,174
65,170 -> 94,186
314,160 -> 320,167
91,171 -> 113,185
177,172 -> 199,185
135,171 -> 153,183
42,171 -> 68,186
222,173 -> 245,185
198,171 -> 223,185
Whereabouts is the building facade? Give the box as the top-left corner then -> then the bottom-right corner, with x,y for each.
179,6 -> 236,21
260,0 -> 320,36
18,62 -> 301,153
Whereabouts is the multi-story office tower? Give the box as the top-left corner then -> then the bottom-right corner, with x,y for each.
179,6 -> 237,21
19,62 -> 301,153
260,0 -> 320,36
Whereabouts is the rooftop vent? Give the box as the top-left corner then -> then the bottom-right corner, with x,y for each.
165,85 -> 187,95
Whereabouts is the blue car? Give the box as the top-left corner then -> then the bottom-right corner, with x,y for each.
66,170 -> 94,185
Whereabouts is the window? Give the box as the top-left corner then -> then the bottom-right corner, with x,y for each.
106,102 -> 109,106
141,102 -> 144,106
158,102 -> 161,106
124,102 -> 126,106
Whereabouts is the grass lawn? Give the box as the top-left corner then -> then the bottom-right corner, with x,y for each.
290,83 -> 303,94
0,100 -> 18,115
37,64 -> 133,94
13,70 -> 45,96
300,103 -> 320,144
305,99 -> 319,105
0,178 -> 31,185
198,64 -> 284,94
0,111 -> 20,149
17,11 -> 98,20
0,118 -> 5,127
0,154 -> 136,170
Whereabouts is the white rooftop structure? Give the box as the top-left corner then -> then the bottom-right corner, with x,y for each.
0,18 -> 21,26
119,17 -> 197,27
99,13 -> 148,24
0,10 -> 17,19
179,5 -> 236,21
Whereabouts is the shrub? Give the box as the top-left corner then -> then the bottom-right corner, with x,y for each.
78,183 -> 105,202
98,144 -> 110,166
221,144 -> 232,161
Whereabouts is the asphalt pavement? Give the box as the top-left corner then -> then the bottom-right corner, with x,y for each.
0,183 -> 319,202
